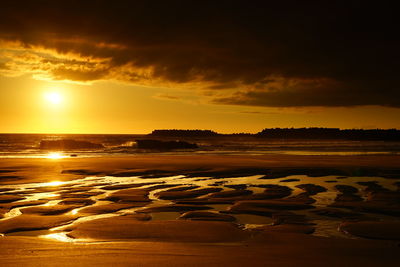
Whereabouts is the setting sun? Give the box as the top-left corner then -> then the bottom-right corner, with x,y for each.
44,92 -> 62,105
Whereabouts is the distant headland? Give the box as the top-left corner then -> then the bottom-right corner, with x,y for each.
149,128 -> 400,141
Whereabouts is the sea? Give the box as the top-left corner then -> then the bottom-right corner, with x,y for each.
1,133 -> 400,159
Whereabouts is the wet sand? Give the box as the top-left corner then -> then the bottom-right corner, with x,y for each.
1,234 -> 398,266
1,153 -> 400,184
0,154 -> 400,266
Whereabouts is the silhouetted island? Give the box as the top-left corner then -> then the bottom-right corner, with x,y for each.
40,139 -> 104,150
149,129 -> 219,137
148,128 -> 400,141
256,128 -> 400,141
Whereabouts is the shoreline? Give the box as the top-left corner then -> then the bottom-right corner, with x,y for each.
1,233 -> 399,266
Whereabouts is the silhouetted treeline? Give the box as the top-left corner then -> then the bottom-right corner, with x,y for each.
256,128 -> 400,141
149,129 -> 219,137
148,128 -> 400,141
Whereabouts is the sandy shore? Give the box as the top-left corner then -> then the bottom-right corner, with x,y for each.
1,233 -> 398,267
1,154 -> 399,266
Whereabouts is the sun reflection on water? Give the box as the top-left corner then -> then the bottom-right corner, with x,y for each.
41,232 -> 75,242
41,181 -> 66,187
46,152 -> 66,159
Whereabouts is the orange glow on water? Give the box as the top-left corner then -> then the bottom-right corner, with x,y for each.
41,180 -> 66,186
46,152 -> 66,159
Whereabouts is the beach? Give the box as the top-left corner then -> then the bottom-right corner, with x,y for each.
1,154 -> 399,266
1,0 -> 400,265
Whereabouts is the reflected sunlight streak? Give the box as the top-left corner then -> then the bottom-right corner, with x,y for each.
41,180 -> 66,187
46,152 -> 66,159
41,232 -> 75,243
71,209 -> 78,215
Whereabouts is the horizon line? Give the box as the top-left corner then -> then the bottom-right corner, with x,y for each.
1,127 -> 400,136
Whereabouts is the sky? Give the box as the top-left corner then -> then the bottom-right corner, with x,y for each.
0,1 -> 399,134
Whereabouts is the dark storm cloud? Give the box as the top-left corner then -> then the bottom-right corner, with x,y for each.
0,0 -> 399,107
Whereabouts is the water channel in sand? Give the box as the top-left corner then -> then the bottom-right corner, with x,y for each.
1,173 -> 399,242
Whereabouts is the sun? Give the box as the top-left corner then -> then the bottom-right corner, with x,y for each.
44,92 -> 62,105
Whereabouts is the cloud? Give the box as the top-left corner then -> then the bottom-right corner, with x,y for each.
0,1 -> 398,107
0,43 -> 111,82
153,93 -> 181,101
213,77 -> 400,107
51,66 -> 109,82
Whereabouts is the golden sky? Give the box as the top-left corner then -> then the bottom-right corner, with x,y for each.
0,1 -> 399,133
1,73 -> 400,134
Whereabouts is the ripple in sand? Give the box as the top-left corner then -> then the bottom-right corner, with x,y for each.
1,172 -> 399,242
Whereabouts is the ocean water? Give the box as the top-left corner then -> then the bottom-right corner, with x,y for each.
1,133 -> 400,158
